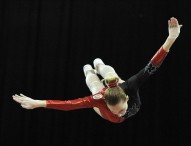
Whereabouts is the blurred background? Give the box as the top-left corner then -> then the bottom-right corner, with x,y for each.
0,0 -> 190,146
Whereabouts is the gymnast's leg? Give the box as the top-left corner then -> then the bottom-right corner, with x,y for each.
93,58 -> 124,83
83,64 -> 105,94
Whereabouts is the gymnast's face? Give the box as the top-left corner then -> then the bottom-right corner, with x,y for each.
107,96 -> 128,117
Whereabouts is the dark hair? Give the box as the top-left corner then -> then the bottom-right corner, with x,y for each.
104,76 -> 127,106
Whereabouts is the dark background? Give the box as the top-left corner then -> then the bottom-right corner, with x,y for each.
0,0 -> 190,146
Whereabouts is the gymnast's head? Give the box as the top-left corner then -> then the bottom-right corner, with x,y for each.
104,76 -> 129,117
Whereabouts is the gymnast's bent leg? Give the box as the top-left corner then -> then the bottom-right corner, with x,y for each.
93,58 -> 124,83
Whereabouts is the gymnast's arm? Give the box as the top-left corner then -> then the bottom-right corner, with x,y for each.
121,17 -> 182,89
12,93 -> 97,110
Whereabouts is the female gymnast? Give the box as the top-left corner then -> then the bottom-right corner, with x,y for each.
12,17 -> 182,123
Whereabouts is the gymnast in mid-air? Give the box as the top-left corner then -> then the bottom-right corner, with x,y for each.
13,17 -> 182,123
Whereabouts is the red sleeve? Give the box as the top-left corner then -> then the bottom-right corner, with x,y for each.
151,47 -> 168,66
46,96 -> 98,111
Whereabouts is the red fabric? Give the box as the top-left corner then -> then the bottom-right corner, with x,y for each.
46,88 -> 125,123
151,47 -> 168,66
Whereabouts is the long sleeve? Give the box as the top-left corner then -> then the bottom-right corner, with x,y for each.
137,47 -> 168,85
46,96 -> 98,111
121,47 -> 168,90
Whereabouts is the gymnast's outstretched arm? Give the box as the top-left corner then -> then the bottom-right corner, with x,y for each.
121,17 -> 182,89
12,93 -> 99,110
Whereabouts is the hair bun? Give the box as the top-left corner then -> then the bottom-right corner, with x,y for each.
105,76 -> 119,88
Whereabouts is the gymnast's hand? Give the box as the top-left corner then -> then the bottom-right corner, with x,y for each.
168,17 -> 182,39
12,93 -> 38,109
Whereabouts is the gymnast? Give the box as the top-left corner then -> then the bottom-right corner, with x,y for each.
13,17 -> 182,123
